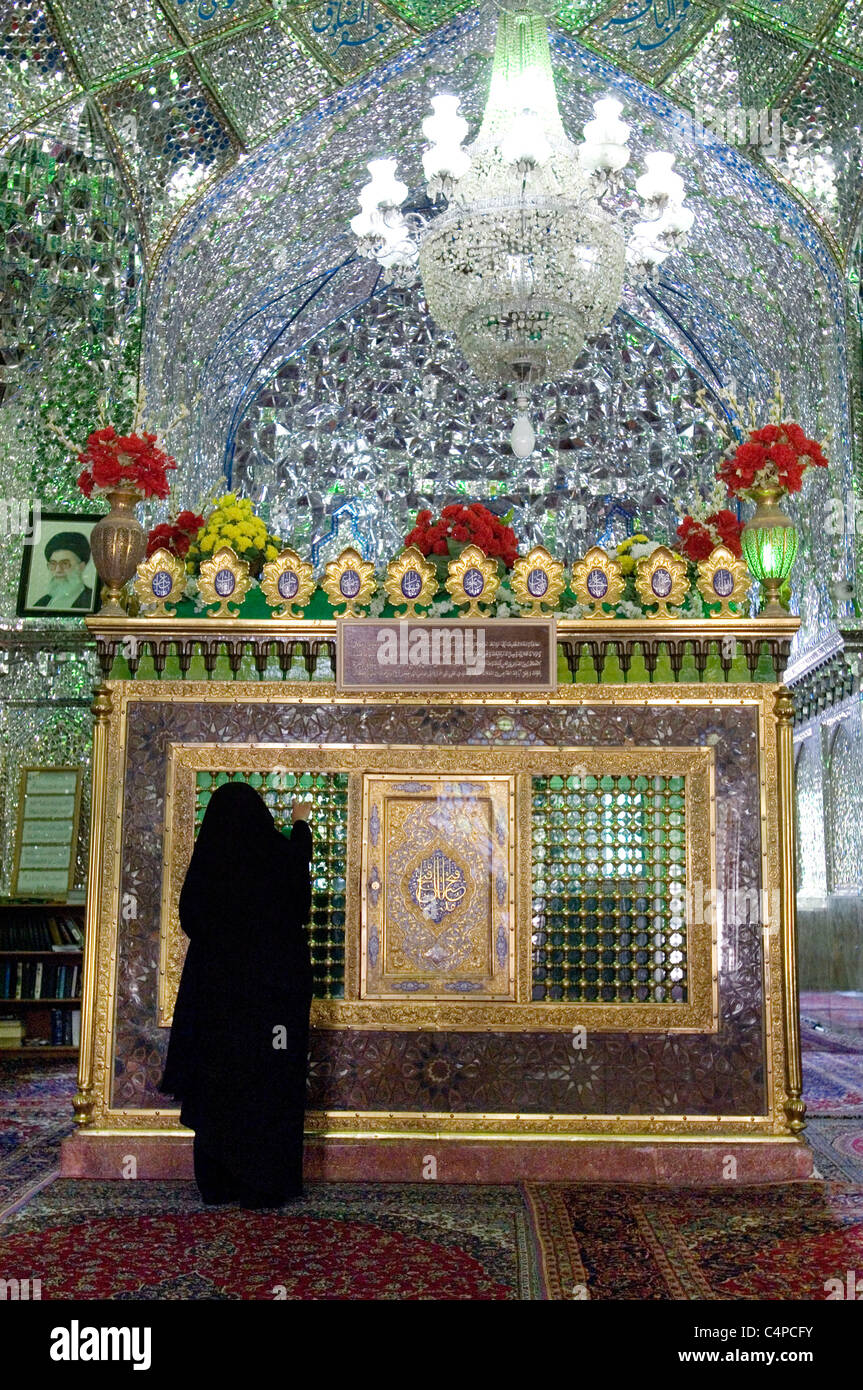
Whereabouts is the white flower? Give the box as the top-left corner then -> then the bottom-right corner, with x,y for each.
368,594 -> 386,617
616,600 -> 644,620
429,598 -> 455,616
184,575 -> 199,600
630,541 -> 660,559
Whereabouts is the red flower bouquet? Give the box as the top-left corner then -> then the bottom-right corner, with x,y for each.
76,426 -> 177,501
146,509 -> 205,561
405,503 -> 519,569
677,509 -> 744,563
718,422 -> 828,498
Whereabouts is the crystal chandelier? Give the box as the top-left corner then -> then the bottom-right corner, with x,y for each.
350,0 -> 693,456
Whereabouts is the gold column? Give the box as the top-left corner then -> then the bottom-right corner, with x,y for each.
775,685 -> 805,1133
73,683 -> 113,1126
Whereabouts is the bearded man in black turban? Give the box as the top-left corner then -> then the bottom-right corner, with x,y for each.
34,530 -> 94,610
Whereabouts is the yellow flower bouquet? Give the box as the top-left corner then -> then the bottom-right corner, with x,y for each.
185,493 -> 281,579
614,532 -> 651,576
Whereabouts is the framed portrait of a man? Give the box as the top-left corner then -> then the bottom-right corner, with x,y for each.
16,512 -> 101,618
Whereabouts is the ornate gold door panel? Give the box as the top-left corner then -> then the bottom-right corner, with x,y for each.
360,776 -> 515,1000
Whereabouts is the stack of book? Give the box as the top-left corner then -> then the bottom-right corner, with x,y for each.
0,1016 -> 25,1049
0,959 -> 81,999
50,1008 -> 81,1047
0,912 -> 84,951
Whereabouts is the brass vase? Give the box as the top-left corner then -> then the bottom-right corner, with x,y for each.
89,485 -> 147,615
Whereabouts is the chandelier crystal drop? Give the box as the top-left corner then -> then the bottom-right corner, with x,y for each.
350,0 -> 692,454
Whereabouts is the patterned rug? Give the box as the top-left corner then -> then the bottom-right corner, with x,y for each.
0,1180 -> 542,1300
800,992 -> 863,1035
802,1053 -> 863,1116
799,993 -> 863,1117
805,1118 -> 863,1182
800,1016 -> 863,1054
525,1182 -> 863,1300
0,1061 -> 75,1217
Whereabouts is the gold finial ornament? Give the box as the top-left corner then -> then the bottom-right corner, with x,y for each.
571,547 -> 625,618
696,545 -> 750,617
261,548 -> 315,617
510,545 -> 565,615
198,545 -> 252,617
635,546 -> 689,619
384,547 -> 438,616
322,547 -> 376,615
132,548 -> 186,618
445,544 -> 500,615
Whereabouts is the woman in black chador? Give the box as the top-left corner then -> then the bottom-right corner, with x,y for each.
160,780 -> 313,1208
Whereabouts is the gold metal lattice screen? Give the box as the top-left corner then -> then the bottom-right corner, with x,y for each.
162,744 -> 714,1032
194,770 -> 347,999
530,774 -> 688,1004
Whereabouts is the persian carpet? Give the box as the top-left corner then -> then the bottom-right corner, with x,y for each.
802,1054 -> 863,1115
0,1061 -> 75,1217
800,1016 -> 863,1054
800,992 -> 863,1036
524,1182 -> 863,1300
799,994 -> 863,1116
805,1118 -> 863,1182
0,1180 -> 543,1299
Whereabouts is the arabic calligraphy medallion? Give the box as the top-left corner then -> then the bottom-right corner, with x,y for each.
409,848 -> 467,924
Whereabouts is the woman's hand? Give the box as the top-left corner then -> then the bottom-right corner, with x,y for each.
291,801 -> 313,823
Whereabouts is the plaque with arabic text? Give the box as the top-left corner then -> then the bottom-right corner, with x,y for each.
337,617 -> 556,691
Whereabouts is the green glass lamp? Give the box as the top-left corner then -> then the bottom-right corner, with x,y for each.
740,487 -> 799,617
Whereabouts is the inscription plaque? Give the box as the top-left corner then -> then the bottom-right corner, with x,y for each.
337,617 -> 557,691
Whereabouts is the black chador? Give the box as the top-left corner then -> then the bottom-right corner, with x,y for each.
160,780 -> 313,1207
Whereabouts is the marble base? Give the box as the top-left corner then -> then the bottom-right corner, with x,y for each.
61,1132 -> 814,1184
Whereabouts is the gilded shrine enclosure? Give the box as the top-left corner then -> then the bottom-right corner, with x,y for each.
71,619 -> 802,1146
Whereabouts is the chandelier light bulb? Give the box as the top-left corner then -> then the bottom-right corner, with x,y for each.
579,95 -> 631,176
510,393 -> 536,458
501,112 -> 552,169
627,224 -> 670,274
350,208 -> 379,241
422,94 -> 468,149
585,97 -> 630,146
422,143 -> 471,184
635,151 -> 684,206
659,203 -> 694,237
363,158 -> 408,210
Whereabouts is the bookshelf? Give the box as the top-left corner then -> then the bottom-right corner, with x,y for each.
0,899 -> 85,1060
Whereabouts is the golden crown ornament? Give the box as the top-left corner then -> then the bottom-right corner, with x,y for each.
635,547 -> 689,619
571,548 -> 625,618
510,546 -> 565,616
198,546 -> 252,618
133,549 -> 186,618
322,547 -> 376,616
696,545 -> 751,618
384,547 -> 438,616
445,545 -> 500,615
261,548 -> 315,618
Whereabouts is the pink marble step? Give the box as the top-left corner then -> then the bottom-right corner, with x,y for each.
61,1132 -> 814,1184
